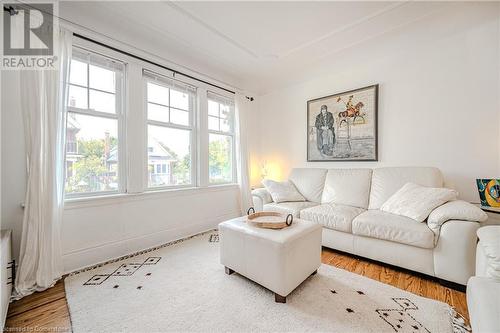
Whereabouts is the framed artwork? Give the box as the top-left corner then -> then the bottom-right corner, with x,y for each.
307,84 -> 378,161
476,179 -> 500,209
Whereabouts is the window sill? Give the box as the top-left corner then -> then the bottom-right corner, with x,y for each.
64,183 -> 239,210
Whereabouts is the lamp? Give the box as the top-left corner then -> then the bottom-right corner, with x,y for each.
261,161 -> 269,181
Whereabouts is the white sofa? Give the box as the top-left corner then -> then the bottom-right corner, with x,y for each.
252,167 -> 487,286
467,226 -> 500,333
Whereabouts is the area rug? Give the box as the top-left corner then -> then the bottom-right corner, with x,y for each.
65,231 -> 468,333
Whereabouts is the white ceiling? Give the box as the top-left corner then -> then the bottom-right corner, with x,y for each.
60,1 -> 499,95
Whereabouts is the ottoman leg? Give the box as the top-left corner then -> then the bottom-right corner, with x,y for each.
311,270 -> 318,276
275,293 -> 286,303
225,267 -> 235,275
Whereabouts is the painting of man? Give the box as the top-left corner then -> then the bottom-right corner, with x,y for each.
315,105 -> 335,156
307,84 -> 378,161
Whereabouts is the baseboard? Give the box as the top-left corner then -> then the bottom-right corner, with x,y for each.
438,279 -> 467,293
62,210 -> 239,273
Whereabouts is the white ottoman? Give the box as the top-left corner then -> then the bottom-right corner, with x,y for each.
219,216 -> 322,303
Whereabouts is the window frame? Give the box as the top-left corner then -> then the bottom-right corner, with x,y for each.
207,92 -> 237,185
64,38 -> 240,203
143,72 -> 197,191
64,46 -> 127,199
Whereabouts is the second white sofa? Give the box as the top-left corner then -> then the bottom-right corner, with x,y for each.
252,167 -> 487,286
467,226 -> 500,332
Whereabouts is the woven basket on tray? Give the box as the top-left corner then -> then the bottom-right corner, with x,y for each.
245,207 -> 293,229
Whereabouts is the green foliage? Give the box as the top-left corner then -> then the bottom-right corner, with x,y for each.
209,137 -> 231,182
65,138 -> 118,193
172,154 -> 190,184
79,139 -> 105,158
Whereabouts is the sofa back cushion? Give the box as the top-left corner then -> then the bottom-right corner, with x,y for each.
289,168 -> 327,203
368,167 -> 444,209
321,169 -> 373,208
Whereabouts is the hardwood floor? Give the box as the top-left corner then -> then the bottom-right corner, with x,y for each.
5,248 -> 469,332
5,281 -> 71,332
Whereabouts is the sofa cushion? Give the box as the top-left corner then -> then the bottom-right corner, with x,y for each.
300,203 -> 365,233
263,202 -> 318,218
352,210 -> 436,249
321,169 -> 373,209
369,167 -> 444,210
289,168 -> 328,203
262,179 -> 305,203
380,183 -> 458,222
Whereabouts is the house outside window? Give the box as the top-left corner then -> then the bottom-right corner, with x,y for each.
64,48 -> 125,196
144,70 -> 197,188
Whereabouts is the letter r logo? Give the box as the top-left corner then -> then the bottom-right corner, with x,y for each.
3,3 -> 54,56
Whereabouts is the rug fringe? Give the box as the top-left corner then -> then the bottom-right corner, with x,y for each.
449,307 -> 471,333
67,229 -> 218,276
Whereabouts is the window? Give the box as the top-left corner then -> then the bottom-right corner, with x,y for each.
63,41 -> 240,200
65,48 -> 125,196
207,92 -> 235,184
144,71 -> 197,188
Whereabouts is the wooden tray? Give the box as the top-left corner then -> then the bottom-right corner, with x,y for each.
246,208 -> 293,229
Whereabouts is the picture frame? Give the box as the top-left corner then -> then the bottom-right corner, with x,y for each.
476,179 -> 500,209
307,84 -> 378,161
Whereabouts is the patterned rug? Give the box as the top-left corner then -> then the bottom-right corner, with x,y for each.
65,231 -> 468,333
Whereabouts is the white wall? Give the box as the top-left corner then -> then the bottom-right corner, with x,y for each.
255,6 -> 500,202
61,187 -> 239,272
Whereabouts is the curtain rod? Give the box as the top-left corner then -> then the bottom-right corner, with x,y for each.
73,33 -> 235,95
4,3 -> 256,99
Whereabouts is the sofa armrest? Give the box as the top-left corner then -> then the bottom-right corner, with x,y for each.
428,200 -> 487,228
434,220 -> 481,285
476,241 -> 489,278
476,226 -> 500,280
252,188 -> 273,212
466,276 -> 500,333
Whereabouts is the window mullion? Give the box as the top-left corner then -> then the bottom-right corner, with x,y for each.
208,129 -> 234,137
88,86 -> 116,95
86,58 -> 90,110
218,103 -> 221,131
168,88 -> 171,123
68,107 -> 119,120
147,100 -> 168,108
117,64 -> 126,194
147,119 -> 192,131
198,88 -> 209,187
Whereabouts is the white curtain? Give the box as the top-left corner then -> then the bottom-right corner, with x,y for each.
14,29 -> 72,298
235,93 -> 253,214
